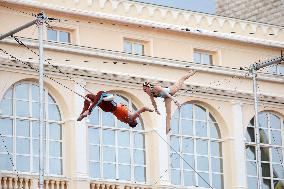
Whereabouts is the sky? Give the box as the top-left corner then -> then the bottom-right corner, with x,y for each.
132,0 -> 216,14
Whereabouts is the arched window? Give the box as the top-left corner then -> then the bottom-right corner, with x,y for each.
246,112 -> 284,188
88,94 -> 146,182
170,103 -> 223,189
0,82 -> 63,175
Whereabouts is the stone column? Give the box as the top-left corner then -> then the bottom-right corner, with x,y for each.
231,100 -> 246,189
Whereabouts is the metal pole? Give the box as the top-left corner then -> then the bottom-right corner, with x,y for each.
0,19 -> 38,40
252,69 -> 262,189
37,11 -> 45,189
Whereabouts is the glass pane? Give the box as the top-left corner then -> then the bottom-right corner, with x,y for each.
119,165 -> 131,180
118,148 -> 130,164
16,138 -> 30,154
133,43 -> 143,55
259,128 -> 269,144
16,155 -> 30,172
212,157 -> 223,173
272,147 -> 283,164
171,153 -> 180,169
124,41 -> 132,54
16,119 -> 29,137
33,139 -> 39,156
268,65 -> 277,74
197,156 -> 209,171
270,114 -> 281,129
103,163 -> 115,179
103,146 -> 115,162
278,65 -> 284,75
247,177 -> 257,189
203,54 -> 212,65
170,136 -> 180,152
210,122 -> 221,139
170,117 -> 179,134
182,137 -> 193,153
49,141 -> 62,157
49,123 -> 61,140
247,161 -> 257,176
196,139 -> 208,155
171,169 -> 181,185
195,121 -> 207,137
194,52 -> 201,64
0,154 -> 13,171
49,158 -> 62,175
0,118 -> 13,135
181,119 -> 193,135
184,171 -> 195,186
0,136 -> 12,153
33,156 -> 39,172
195,105 -> 206,120
102,130 -> 115,145
262,163 -> 270,177
89,145 -> 100,161
47,29 -> 57,41
261,147 -> 270,161
59,31 -> 70,43
134,166 -> 145,182
16,100 -> 29,117
259,113 -> 268,128
246,127 -> 255,142
0,99 -> 12,115
263,179 -> 271,189
134,149 -> 145,165
32,102 -> 40,118
48,104 -> 61,121
32,121 -> 39,138
15,84 -> 29,100
198,172 -> 209,188
273,164 -> 284,179
31,84 -> 39,101
118,131 -> 130,147
134,133 -> 144,149
246,145 -> 256,160
88,127 -> 100,144
181,104 -> 193,118
271,130 -> 282,146
89,107 -> 99,125
102,112 -> 115,127
212,174 -> 224,189
89,162 -> 100,178
211,141 -> 222,157
183,154 -> 194,170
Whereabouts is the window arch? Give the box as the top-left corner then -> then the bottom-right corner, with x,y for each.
246,111 -> 284,188
0,82 -> 63,175
88,94 -> 146,182
169,103 -> 223,189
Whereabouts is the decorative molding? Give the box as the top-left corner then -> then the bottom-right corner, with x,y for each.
4,0 -> 284,48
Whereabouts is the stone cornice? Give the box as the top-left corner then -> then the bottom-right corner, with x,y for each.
0,55 -> 284,108
2,37 -> 284,85
3,0 -> 284,48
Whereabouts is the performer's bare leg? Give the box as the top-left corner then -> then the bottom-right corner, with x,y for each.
129,106 -> 154,120
165,98 -> 172,134
170,70 -> 196,95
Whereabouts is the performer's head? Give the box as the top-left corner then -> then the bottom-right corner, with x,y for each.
143,81 -> 151,94
129,120 -> 138,128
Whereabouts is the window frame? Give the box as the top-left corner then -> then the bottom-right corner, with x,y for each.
169,103 -> 224,188
87,94 -> 147,183
123,39 -> 145,56
47,28 -> 71,43
194,51 -> 214,65
0,82 -> 63,176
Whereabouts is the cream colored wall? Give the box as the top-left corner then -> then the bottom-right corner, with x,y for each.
1,1 -> 284,189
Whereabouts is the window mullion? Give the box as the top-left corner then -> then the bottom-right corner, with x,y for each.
13,85 -> 16,173
100,109 -> 103,178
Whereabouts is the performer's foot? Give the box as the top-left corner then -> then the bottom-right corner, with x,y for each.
166,125 -> 171,134
76,110 -> 89,121
145,107 -> 154,112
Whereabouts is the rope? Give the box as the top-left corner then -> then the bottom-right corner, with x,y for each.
153,129 -> 214,189
12,36 -> 94,95
0,48 -> 92,103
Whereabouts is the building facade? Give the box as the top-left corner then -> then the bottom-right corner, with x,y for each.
0,0 -> 284,189
216,0 -> 284,26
